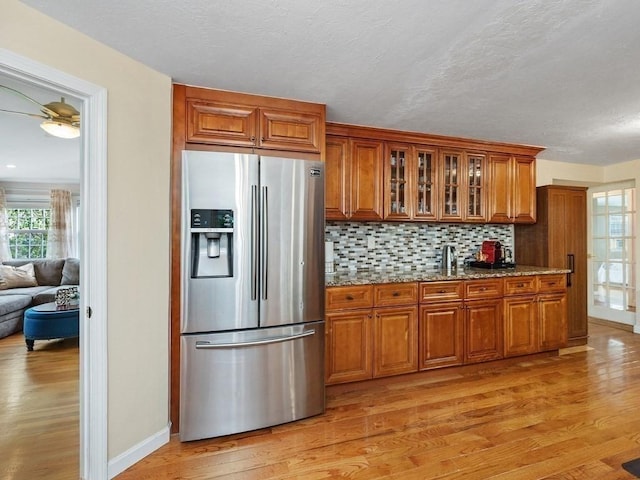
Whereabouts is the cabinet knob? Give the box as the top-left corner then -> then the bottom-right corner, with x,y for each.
438,289 -> 447,293
261,136 -> 265,142
250,136 -> 256,143
516,283 -> 524,288
392,292 -> 400,297
345,295 -> 354,301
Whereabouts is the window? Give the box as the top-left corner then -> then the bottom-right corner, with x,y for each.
7,208 -> 51,259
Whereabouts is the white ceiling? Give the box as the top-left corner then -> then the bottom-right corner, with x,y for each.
14,0 -> 640,166
0,75 -> 81,183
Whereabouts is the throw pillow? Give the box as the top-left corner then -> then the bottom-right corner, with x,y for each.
61,258 -> 80,285
0,263 -> 38,289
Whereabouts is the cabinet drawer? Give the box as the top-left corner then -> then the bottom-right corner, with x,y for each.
538,274 -> 567,293
464,279 -> 504,299
419,281 -> 464,303
504,276 -> 537,296
374,283 -> 418,307
326,285 -> 374,311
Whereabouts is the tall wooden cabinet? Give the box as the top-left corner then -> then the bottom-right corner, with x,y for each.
515,186 -> 588,345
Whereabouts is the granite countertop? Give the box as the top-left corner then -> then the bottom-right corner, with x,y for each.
325,265 -> 570,287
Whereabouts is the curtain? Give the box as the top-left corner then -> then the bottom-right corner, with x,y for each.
47,189 -> 76,259
0,188 -> 11,261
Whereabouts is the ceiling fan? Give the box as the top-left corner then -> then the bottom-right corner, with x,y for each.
0,84 -> 80,139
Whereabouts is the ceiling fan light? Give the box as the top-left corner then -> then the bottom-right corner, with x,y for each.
40,119 -> 80,139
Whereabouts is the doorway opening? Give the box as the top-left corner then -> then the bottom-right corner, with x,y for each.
588,181 -> 636,326
0,49 -> 108,479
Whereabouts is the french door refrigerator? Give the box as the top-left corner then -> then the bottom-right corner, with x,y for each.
179,150 -> 325,442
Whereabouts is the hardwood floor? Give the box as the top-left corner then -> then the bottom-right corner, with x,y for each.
117,322 -> 640,479
0,332 -> 79,480
2,323 -> 639,479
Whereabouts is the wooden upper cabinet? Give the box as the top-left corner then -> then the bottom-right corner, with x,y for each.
325,137 -> 350,221
512,156 -> 536,223
258,108 -> 323,152
350,139 -> 384,221
465,153 -> 487,222
325,136 -> 384,221
187,100 -> 258,147
179,84 -> 325,156
324,122 -> 543,224
385,144 -> 412,220
488,154 -> 536,224
414,146 -> 438,220
439,151 -> 486,222
440,150 -> 463,221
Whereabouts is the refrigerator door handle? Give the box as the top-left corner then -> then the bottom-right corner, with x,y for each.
195,329 -> 315,349
251,185 -> 259,300
261,185 -> 268,300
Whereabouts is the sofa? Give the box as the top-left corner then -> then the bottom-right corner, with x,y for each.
0,258 -> 79,339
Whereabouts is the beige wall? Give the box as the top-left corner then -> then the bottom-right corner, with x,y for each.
536,158 -> 604,186
1,0 -> 172,459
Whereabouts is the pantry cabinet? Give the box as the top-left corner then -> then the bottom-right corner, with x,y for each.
515,186 -> 587,345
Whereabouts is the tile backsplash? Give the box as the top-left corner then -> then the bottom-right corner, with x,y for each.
325,221 -> 514,271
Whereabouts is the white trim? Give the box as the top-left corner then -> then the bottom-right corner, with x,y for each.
107,424 -> 171,479
0,49 -> 108,479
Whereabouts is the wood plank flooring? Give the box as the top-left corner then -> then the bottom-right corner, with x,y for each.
118,322 -> 640,479
2,323 -> 639,479
0,332 -> 79,480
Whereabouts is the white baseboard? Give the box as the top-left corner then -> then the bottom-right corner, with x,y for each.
108,423 -> 170,479
634,324 -> 640,335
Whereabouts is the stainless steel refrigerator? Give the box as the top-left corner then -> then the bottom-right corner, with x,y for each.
179,150 -> 325,442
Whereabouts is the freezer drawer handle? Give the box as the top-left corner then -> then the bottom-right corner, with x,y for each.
195,329 -> 316,349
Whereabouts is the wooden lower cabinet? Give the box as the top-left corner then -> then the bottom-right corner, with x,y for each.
373,306 -> 418,377
325,283 -> 418,385
325,310 -> 372,384
464,298 -> 504,363
538,293 -> 568,351
504,295 -> 538,357
419,302 -> 464,369
327,275 -> 566,385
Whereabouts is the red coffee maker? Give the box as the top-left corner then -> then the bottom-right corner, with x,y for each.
481,240 -> 502,265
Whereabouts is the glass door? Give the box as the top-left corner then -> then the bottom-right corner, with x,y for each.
386,144 -> 411,220
588,182 -> 636,325
415,147 -> 437,220
440,151 -> 462,221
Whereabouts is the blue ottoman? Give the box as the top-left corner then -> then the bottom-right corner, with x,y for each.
23,302 -> 80,351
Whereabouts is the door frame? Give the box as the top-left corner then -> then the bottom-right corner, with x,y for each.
587,181 -> 636,326
0,48 -> 108,479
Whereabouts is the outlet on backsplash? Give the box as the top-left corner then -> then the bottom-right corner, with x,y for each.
325,221 -> 514,272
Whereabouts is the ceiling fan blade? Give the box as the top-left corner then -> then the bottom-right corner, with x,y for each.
0,84 -> 57,118
0,107 -> 48,120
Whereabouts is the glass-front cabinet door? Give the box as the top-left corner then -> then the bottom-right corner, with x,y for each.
440,150 -> 462,221
385,144 -> 411,220
466,153 -> 486,222
415,147 -> 437,220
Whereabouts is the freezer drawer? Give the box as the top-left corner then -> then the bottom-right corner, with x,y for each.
179,321 -> 325,441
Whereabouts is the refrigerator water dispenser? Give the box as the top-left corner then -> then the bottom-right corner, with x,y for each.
190,209 -> 233,278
